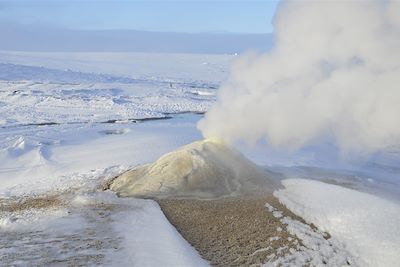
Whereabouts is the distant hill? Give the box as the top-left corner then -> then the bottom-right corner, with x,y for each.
0,24 -> 273,54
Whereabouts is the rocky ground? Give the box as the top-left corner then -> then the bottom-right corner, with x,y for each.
158,196 -> 306,267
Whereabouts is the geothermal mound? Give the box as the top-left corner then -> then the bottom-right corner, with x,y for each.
110,139 -> 279,199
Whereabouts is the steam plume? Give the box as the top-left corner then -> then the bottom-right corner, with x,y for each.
198,0 -> 400,153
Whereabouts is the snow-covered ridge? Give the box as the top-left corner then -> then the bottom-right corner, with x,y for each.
263,202 -> 358,266
275,179 -> 400,267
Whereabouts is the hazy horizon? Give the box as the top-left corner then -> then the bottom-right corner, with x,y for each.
0,23 -> 273,54
0,0 -> 277,54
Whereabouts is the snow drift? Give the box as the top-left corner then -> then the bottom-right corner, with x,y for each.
275,179 -> 400,267
110,139 -> 279,199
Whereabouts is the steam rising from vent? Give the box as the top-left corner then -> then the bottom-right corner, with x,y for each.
198,0 -> 400,153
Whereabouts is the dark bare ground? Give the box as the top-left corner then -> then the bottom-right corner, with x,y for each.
0,195 -> 63,212
158,196 -> 304,267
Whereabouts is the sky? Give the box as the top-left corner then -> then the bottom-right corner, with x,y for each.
0,0 -> 279,33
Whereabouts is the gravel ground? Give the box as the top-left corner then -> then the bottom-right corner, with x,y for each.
0,195 -> 64,212
158,196 -> 304,267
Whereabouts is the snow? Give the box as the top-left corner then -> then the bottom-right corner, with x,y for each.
0,77 -> 215,127
263,202 -> 357,267
110,198 -> 209,266
0,114 -> 208,265
0,52 -> 218,266
76,192 -> 209,267
0,51 -> 232,83
1,191 -> 208,266
0,116 -> 203,197
236,140 -> 400,202
0,51 -> 230,128
275,179 -> 400,267
0,52 -> 214,195
0,206 -> 69,230
0,51 -> 399,266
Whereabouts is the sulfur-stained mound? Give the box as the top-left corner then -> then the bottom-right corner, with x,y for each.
110,139 -> 280,199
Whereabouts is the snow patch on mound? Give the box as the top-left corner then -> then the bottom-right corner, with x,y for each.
111,139 -> 279,199
275,179 -> 400,267
263,202 -> 358,267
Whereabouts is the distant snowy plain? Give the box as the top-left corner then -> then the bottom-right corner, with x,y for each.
0,51 -> 399,266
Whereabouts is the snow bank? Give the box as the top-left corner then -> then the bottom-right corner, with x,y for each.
1,191 -> 208,266
274,179 -> 400,267
263,202 -> 357,267
72,192 -> 209,267
108,196 -> 209,266
111,139 -> 279,199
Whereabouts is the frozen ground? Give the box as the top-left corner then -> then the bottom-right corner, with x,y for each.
0,51 -> 399,266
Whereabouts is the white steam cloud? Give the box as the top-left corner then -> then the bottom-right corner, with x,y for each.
198,0 -> 400,153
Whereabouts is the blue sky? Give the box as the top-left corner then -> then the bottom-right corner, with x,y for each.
0,0 -> 279,33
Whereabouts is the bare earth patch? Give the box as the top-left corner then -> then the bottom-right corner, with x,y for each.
158,196 -> 303,266
158,195 -> 355,267
0,195 -> 64,212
